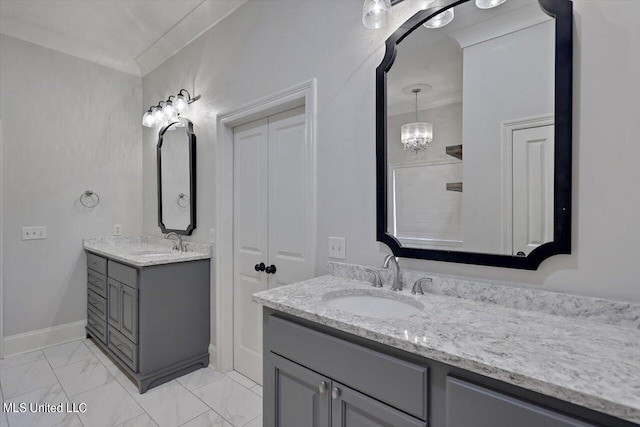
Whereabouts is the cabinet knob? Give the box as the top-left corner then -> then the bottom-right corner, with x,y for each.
319,381 -> 327,394
265,264 -> 277,274
331,386 -> 340,400
254,263 -> 266,272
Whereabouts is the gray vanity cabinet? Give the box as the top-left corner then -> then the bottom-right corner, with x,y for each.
445,377 -> 594,427
332,383 -> 426,427
271,353 -> 330,426
85,251 -> 210,393
264,311 -> 626,427
269,352 -> 424,427
107,279 -> 138,343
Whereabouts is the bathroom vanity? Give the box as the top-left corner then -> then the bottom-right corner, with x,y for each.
84,236 -> 211,393
254,267 -> 640,427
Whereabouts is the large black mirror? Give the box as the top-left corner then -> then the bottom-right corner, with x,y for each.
377,0 -> 572,269
158,118 -> 196,235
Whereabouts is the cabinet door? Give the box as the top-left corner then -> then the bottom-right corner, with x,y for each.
107,279 -> 121,330
331,382 -> 426,427
119,283 -> 138,343
446,377 -> 595,427
270,353 -> 330,427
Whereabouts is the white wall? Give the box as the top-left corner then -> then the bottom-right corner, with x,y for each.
462,20 -> 555,253
141,0 -> 640,345
0,35 -> 143,338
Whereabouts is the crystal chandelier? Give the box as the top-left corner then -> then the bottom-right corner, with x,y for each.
401,88 -> 433,152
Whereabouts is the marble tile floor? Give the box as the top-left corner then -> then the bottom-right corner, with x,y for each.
0,339 -> 263,427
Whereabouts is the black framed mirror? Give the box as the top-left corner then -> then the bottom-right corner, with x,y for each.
157,118 -> 196,235
376,0 -> 572,270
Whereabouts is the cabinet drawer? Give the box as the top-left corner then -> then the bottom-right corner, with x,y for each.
87,270 -> 107,298
446,377 -> 596,427
268,316 -> 428,420
108,260 -> 137,289
108,326 -> 138,372
87,253 -> 107,275
87,309 -> 107,345
87,290 -> 107,321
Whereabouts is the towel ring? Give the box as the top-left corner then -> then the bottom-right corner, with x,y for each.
177,193 -> 190,208
80,190 -> 100,208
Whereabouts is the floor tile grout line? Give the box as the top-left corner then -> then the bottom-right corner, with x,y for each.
243,413 -> 262,427
0,350 -> 45,373
45,341 -> 117,402
41,344 -> 87,427
175,380 -> 236,427
185,371 -> 227,393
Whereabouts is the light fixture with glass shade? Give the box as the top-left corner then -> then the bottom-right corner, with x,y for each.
475,0 -> 507,9
401,88 -> 433,153
362,0 -> 392,29
141,89 -> 201,128
423,7 -> 455,28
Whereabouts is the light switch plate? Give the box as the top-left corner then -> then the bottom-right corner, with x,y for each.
22,226 -> 47,240
210,228 -> 215,243
113,224 -> 122,236
328,236 -> 346,259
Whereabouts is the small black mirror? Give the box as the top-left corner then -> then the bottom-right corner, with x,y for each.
157,119 -> 196,235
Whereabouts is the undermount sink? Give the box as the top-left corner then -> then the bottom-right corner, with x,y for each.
323,293 -> 424,319
130,249 -> 174,257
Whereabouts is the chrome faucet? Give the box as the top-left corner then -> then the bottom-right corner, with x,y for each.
365,269 -> 383,288
165,232 -> 184,252
383,255 -> 402,291
412,277 -> 432,295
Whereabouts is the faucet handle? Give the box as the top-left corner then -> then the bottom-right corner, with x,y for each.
365,269 -> 383,288
411,277 -> 432,295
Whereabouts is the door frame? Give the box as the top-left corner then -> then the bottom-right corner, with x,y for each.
501,115 -> 554,255
0,119 -> 4,358
215,79 -> 317,371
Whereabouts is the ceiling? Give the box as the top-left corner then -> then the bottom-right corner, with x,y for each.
387,0 -> 545,116
0,0 -> 247,76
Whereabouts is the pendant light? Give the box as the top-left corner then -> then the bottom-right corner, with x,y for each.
362,0 -> 392,29
401,88 -> 433,153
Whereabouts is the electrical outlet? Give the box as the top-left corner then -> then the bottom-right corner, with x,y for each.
210,228 -> 215,244
113,224 -> 122,236
328,236 -> 346,259
22,226 -> 47,241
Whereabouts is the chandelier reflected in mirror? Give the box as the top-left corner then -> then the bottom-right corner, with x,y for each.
401,87 -> 433,153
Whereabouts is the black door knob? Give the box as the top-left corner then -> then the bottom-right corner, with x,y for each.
265,264 -> 277,274
254,263 -> 266,272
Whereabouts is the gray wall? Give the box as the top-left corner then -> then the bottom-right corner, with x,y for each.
139,0 -> 640,326
0,35 -> 143,336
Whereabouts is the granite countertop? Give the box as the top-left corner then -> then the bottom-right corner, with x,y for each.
253,275 -> 640,424
84,236 -> 211,267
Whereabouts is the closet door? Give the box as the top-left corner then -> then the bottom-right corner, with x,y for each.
267,106 -> 314,288
233,118 -> 269,384
512,125 -> 555,256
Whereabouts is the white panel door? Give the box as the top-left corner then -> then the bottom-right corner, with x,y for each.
512,125 -> 554,256
233,118 -> 269,384
233,107 -> 313,384
267,107 -> 313,288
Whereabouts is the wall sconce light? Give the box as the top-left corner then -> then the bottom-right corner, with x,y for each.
362,0 -> 507,30
142,89 -> 201,128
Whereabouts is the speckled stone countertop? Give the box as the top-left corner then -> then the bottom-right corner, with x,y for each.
84,236 -> 211,267
253,275 -> 640,424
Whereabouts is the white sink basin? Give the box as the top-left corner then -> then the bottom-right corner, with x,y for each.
130,249 -> 174,257
323,293 -> 423,319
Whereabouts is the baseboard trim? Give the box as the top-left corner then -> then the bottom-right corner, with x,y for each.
208,344 -> 217,368
2,320 -> 87,357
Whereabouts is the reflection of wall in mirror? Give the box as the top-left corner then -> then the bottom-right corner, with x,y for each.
161,129 -> 191,231
387,103 -> 463,249
462,20 -> 555,254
